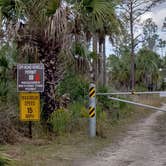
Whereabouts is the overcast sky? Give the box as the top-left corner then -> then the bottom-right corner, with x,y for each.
141,1 -> 166,40
106,1 -> 166,56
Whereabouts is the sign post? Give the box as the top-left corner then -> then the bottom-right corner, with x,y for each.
17,64 -> 44,138
89,83 -> 96,137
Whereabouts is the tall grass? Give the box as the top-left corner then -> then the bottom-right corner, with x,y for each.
49,102 -> 88,135
49,109 -> 70,134
0,156 -> 10,166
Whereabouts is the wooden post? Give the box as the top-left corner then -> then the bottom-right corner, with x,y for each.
29,121 -> 32,139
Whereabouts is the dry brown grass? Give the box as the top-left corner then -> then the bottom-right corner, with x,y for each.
0,104 -> 20,144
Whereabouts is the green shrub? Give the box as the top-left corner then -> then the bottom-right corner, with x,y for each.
96,106 -> 107,137
119,105 -> 134,118
97,86 -> 127,111
68,102 -> 87,130
0,81 -> 8,101
69,102 -> 82,119
97,86 -> 112,109
97,85 -> 131,124
109,104 -> 134,124
49,102 -> 88,134
57,72 -> 88,102
0,156 -> 10,166
49,109 -> 70,134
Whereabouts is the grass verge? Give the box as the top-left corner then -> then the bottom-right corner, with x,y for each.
0,95 -> 162,166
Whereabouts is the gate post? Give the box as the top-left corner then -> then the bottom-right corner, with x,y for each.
89,83 -> 96,137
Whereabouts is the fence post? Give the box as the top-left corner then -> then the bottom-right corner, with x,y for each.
89,83 -> 96,137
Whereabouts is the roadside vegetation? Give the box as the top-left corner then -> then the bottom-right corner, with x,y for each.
0,0 -> 165,165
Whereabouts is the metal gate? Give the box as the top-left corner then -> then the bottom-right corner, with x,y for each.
88,84 -> 166,138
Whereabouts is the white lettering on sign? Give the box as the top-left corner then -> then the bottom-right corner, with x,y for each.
25,70 -> 36,75
18,64 -> 43,70
25,87 -> 36,91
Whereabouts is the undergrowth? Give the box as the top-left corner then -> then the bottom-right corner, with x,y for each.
49,102 -> 88,135
0,156 -> 10,166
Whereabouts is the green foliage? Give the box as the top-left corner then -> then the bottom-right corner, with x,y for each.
81,0 -> 118,31
49,102 -> 87,134
96,105 -> 105,119
0,0 -> 16,20
96,86 -> 133,128
97,86 -> 112,109
107,49 -> 130,89
72,42 -> 88,57
112,98 -> 126,109
68,0 -> 120,36
136,48 -> 161,89
0,0 -> 59,27
0,156 -> 10,166
49,109 -> 70,134
96,105 -> 107,137
107,46 -> 162,90
0,44 -> 17,101
135,84 -> 148,91
88,51 -> 98,60
0,81 -> 8,100
46,0 -> 60,16
142,18 -> 159,50
97,86 -> 127,110
57,71 -> 88,102
68,102 -> 87,129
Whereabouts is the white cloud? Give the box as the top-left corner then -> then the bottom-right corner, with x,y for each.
141,2 -> 166,40
106,2 -> 166,56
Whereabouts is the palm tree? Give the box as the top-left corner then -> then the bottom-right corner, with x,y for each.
0,0 -> 121,120
97,13 -> 122,86
0,43 -> 17,100
107,47 -> 131,90
0,0 -> 71,120
136,48 -> 161,90
158,39 -> 166,57
67,0 -> 120,85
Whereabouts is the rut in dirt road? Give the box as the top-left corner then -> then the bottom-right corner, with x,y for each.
78,105 -> 166,166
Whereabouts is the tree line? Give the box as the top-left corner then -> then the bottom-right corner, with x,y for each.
0,0 -> 165,123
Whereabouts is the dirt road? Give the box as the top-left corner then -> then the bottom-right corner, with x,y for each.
78,105 -> 166,166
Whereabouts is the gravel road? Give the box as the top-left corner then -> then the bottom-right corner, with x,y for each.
78,105 -> 166,166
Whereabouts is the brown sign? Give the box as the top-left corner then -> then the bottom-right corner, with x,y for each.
17,64 -> 44,92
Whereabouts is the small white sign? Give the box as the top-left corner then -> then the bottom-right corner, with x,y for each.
29,75 -> 34,80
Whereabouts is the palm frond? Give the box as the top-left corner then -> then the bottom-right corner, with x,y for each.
46,0 -> 60,16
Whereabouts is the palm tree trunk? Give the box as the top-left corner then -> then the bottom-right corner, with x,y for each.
93,33 -> 98,83
103,37 -> 106,86
39,49 -> 59,121
99,40 -> 103,85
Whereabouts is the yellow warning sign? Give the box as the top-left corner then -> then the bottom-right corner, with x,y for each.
19,92 -> 40,121
89,87 -> 95,98
89,106 -> 95,118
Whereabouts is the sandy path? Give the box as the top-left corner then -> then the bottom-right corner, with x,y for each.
77,105 -> 166,166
